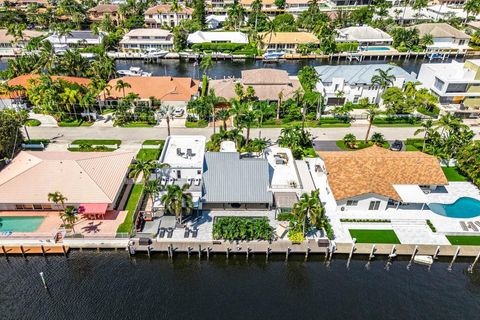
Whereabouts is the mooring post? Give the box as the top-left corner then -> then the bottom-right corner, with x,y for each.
206,247 -> 210,260
305,247 -> 310,261
1,245 -> 7,259
448,246 -> 461,272
433,246 -> 440,260
368,244 -> 376,261
226,247 -> 229,259
346,243 -> 355,268
62,245 -> 67,258
328,244 -> 335,262
285,247 -> 290,261
187,246 -> 191,258
266,247 -> 270,261
39,272 -> 47,289
468,250 -> 480,273
407,245 -> 418,270
246,247 -> 249,260
170,244 -> 174,258
20,245 -> 25,259
198,245 -> 202,259
147,245 -> 151,258
40,245 -> 45,258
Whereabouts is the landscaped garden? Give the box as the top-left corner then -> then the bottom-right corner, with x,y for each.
442,167 -> 469,182
68,139 -> 121,152
116,183 -> 143,234
212,217 -> 273,241
446,236 -> 480,246
24,119 -> 41,126
349,229 -> 401,244
136,140 -> 165,162
337,132 -> 389,151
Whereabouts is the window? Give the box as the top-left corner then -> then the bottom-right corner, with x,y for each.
346,200 -> 358,206
42,204 -> 52,210
368,201 -> 381,210
446,83 -> 468,93
459,40 -> 465,45
33,204 -> 42,210
177,170 -> 181,179
197,170 -> 202,175
434,77 -> 445,91
15,204 -> 23,210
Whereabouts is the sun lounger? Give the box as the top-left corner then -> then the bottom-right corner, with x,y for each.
460,221 -> 468,231
475,221 -> 480,228
184,229 -> 190,238
161,176 -> 167,185
168,177 -> 175,185
187,178 -> 193,185
191,228 -> 198,238
167,228 -> 173,238
159,228 -> 166,238
467,222 -> 479,232
194,178 -> 201,186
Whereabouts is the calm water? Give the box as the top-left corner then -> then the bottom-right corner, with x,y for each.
0,56 -> 467,80
1,251 -> 479,319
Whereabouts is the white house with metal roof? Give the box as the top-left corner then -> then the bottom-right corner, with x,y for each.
314,64 -> 416,106
187,31 -> 249,44
44,30 -> 106,53
336,26 -> 393,48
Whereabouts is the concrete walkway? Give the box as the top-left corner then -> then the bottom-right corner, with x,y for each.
92,113 -> 114,127
29,113 -> 58,127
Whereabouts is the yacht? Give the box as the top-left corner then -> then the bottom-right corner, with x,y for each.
262,51 -> 285,62
145,50 -> 168,59
117,67 -> 152,77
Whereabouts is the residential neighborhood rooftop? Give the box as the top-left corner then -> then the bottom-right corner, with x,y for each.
187,31 -> 248,44
258,32 -> 319,44
336,26 -> 393,42
318,146 -> 448,201
408,23 -> 471,39
159,135 -> 206,168
145,4 -> 193,15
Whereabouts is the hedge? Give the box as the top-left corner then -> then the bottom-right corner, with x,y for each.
191,42 -> 248,52
336,42 -> 359,52
373,117 -> 422,125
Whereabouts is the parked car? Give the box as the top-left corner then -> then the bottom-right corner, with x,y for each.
390,140 -> 403,151
173,108 -> 184,117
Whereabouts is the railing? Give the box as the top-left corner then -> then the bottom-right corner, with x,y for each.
63,232 -> 131,239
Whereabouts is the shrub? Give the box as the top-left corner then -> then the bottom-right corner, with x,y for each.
340,219 -> 391,223
277,212 -> 294,221
288,230 -> 305,243
336,42 -> 359,52
191,42 -> 247,52
426,219 -> 436,232
212,217 -> 273,241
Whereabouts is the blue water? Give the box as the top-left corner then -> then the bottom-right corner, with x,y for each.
363,46 -> 391,51
0,216 -> 45,232
429,197 -> 480,218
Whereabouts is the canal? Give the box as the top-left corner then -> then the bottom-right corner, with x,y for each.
0,252 -> 479,319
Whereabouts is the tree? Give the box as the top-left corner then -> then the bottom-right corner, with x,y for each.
115,79 -> 131,98
129,159 -> 169,185
370,132 -> 386,146
62,206 -> 78,233
464,0 -> 480,23
263,18 -> 277,51
144,179 -> 162,210
200,55 -> 213,77
192,0 -> 206,28
272,13 -> 297,32
161,184 -> 193,223
47,191 -> 68,225
215,108 -> 230,130
298,65 -> 319,93
412,0 -> 428,17
371,67 -> 396,103
173,24 -> 188,51
253,101 -> 273,128
274,0 -> 286,9
6,23 -> 27,47
237,109 -> 257,144
292,189 -> 324,234
364,104 -> 380,143
0,109 -> 23,161
157,104 -> 176,136
343,133 -> 357,149
226,2 -> 245,31
414,119 -> 434,152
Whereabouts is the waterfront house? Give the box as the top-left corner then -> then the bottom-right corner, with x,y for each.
0,151 -> 135,214
316,146 -> 448,212
100,76 -> 199,107
335,26 -> 393,48
417,59 -> 480,117
87,4 -> 121,26
240,0 -> 280,15
187,31 -> 249,45
285,0 -> 310,17
208,68 -> 302,101
144,4 -> 193,28
154,135 -> 206,210
258,32 -> 319,53
407,23 -> 471,51
314,64 -> 416,106
205,15 -> 227,29
205,0 -> 234,14
0,0 -> 48,7
0,29 -> 45,55
119,29 -> 174,52
44,30 -> 106,53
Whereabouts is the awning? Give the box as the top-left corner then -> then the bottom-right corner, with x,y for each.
78,203 -> 108,215
393,185 -> 428,203
274,192 -> 298,208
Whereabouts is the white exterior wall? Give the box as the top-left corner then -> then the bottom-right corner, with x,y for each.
336,193 -> 390,213
146,12 -> 192,27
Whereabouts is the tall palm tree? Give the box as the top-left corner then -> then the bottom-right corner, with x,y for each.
129,159 -> 169,185
170,0 -> 181,26
414,119 -> 434,152
371,67 -> 396,104
364,104 -> 380,143
115,79 -> 131,98
47,191 -> 68,224
161,184 -> 193,223
200,55 -> 213,77
277,90 -> 284,120
157,104 -> 176,136
263,18 -> 276,51
237,108 -> 257,144
216,108 -> 230,130
144,179 -> 162,210
62,206 -> 78,233
434,113 -> 467,136
292,189 -> 324,234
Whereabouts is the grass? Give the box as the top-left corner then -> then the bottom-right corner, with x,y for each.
336,140 -> 390,151
185,120 -> 208,128
405,138 -> 424,152
447,236 -> 480,246
142,140 -> 164,146
121,121 -> 155,128
25,119 -> 41,126
373,123 -> 422,127
58,119 -> 94,127
116,184 -> 143,234
442,167 -> 469,182
100,108 -> 116,115
71,139 -> 121,146
349,229 -> 401,244
261,119 -> 351,128
136,148 -> 161,161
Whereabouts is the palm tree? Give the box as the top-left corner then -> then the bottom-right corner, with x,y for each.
263,18 -> 277,51
129,159 -> 169,185
364,104 -> 380,143
292,189 -> 324,234
115,79 -> 131,98
62,206 -> 78,233
47,191 -> 68,224
6,23 -> 26,48
200,55 -> 213,77
237,109 -> 257,144
343,133 -> 357,149
170,0 -> 181,26
161,184 -> 193,223
157,104 -> 176,136
216,108 -> 230,130
434,113 -> 467,136
414,119 -> 434,152
277,90 -> 284,120
144,179 -> 162,210
254,102 -> 272,128
59,87 -> 80,119
370,132 -> 386,146
371,67 -> 396,104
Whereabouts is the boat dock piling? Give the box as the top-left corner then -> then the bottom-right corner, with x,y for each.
0,245 -> 70,258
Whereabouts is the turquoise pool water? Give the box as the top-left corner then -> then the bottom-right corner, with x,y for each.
362,46 -> 391,51
0,216 -> 45,232
429,197 -> 480,218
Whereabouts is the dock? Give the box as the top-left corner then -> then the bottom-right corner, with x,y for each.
1,244 -> 69,257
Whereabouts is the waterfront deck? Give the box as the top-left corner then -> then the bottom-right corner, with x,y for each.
1,244 -> 69,256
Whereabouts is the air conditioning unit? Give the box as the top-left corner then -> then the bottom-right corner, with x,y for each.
341,206 -> 346,211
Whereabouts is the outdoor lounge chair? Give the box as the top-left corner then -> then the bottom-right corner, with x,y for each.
176,148 -> 184,156
186,148 -> 194,157
168,177 -> 175,185
184,229 -> 190,238
167,228 -> 173,238
194,178 -> 201,186
460,221 -> 468,231
475,221 -> 480,228
467,222 -> 479,232
161,176 -> 167,185
191,228 -> 198,238
187,178 -> 193,185
159,228 -> 166,238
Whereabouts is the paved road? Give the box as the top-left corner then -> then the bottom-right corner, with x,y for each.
25,125 -> 480,144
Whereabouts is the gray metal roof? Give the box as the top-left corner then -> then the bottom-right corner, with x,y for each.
314,64 -> 416,85
202,152 -> 273,204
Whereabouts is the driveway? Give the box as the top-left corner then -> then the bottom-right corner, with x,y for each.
29,113 -> 58,127
313,140 -> 341,151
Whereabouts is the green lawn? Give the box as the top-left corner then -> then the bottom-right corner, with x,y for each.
185,120 -> 208,128
25,119 -> 41,126
336,140 -> 389,151
142,140 -> 165,146
349,229 -> 401,244
373,123 -> 422,127
58,119 -> 94,127
405,138 -> 424,152
117,184 -> 144,234
447,236 -> 480,246
136,148 -> 161,161
442,167 -> 468,182
121,121 -> 155,128
261,120 -> 351,128
71,139 -> 121,146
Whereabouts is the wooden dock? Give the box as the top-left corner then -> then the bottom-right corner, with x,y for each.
1,245 -> 69,257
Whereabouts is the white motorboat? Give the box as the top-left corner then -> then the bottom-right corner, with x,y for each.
145,50 -> 168,59
117,67 -> 152,77
413,255 -> 433,266
262,51 -> 285,62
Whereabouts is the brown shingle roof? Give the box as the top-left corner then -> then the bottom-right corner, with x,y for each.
103,76 -> 199,101
88,4 -> 119,14
318,146 -> 448,201
408,23 -> 471,40
145,4 -> 193,15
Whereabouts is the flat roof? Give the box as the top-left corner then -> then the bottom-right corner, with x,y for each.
264,147 -> 301,189
159,135 -> 206,168
420,60 -> 477,81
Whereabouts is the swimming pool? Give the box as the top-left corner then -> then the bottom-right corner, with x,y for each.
0,216 -> 45,232
429,197 -> 480,218
362,46 -> 392,51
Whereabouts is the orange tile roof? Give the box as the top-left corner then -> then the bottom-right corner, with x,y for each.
145,4 -> 193,15
103,76 -> 199,101
318,146 -> 448,201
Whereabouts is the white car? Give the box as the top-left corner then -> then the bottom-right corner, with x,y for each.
173,108 -> 184,117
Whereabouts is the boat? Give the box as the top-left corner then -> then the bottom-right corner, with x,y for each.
262,51 -> 285,62
117,67 -> 152,77
413,255 -> 433,266
144,50 -> 168,59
